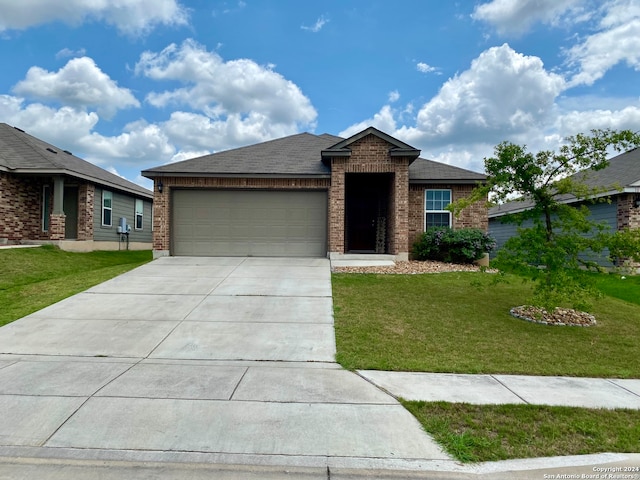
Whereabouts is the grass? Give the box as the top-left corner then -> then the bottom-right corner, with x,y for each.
591,271 -> 640,306
333,269 -> 640,462
1,251 -> 638,463
332,271 -> 640,378
402,401 -> 640,463
0,245 -> 152,326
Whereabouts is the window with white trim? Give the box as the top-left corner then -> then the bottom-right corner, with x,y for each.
102,190 -> 112,227
425,189 -> 452,229
135,199 -> 143,230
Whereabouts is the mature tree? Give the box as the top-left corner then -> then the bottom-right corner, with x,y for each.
453,129 -> 640,311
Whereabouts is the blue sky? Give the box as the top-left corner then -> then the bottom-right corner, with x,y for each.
1,0 -> 639,190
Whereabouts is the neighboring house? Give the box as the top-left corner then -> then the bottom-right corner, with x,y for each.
0,123 -> 153,251
142,126 -> 487,259
489,147 -> 640,268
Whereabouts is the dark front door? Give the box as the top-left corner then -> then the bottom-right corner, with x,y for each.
63,186 -> 79,239
345,173 -> 390,253
347,193 -> 378,251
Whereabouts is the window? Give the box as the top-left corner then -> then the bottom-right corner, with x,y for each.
102,190 -> 112,226
135,199 -> 143,230
425,189 -> 452,229
42,185 -> 50,232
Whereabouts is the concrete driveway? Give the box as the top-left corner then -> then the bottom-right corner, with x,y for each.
0,256 -> 448,474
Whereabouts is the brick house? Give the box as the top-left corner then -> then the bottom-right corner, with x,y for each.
489,146 -> 640,269
0,123 -> 153,251
142,127 -> 487,259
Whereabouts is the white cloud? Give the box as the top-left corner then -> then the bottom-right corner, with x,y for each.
0,0 -> 189,35
472,0 -> 583,36
404,44 -> 565,147
0,39 -> 319,183
79,120 -> 175,163
388,90 -> 400,103
416,62 -> 438,74
339,44 -> 623,173
135,39 -> 317,136
301,14 -> 329,33
56,47 -> 87,59
0,94 -> 99,146
339,105 -> 397,138
12,57 -> 140,119
0,95 -> 174,169
565,1 -> 640,86
169,150 -> 212,164
556,105 -> 640,135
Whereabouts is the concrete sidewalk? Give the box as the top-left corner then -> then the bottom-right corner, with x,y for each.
359,371 -> 640,409
0,256 -> 447,474
0,256 -> 638,479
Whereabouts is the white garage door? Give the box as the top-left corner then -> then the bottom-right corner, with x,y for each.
172,190 -> 327,257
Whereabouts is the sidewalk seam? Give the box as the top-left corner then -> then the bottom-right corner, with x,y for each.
490,375 -> 530,404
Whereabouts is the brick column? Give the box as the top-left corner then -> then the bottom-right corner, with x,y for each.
328,160 -> 346,255
152,179 -> 170,257
391,162 -> 409,258
49,213 -> 66,240
48,176 -> 66,241
77,184 -> 94,241
617,194 -> 640,270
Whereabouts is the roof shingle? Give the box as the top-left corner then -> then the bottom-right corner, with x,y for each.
0,123 -> 152,199
143,130 -> 486,183
489,147 -> 640,217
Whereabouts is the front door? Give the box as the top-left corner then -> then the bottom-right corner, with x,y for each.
345,173 -> 390,253
347,192 -> 378,251
63,186 -> 78,239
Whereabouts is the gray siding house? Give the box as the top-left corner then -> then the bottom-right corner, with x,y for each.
0,123 -> 153,251
489,147 -> 640,268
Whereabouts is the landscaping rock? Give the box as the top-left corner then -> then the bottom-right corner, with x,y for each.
332,260 -> 496,275
510,305 -> 597,327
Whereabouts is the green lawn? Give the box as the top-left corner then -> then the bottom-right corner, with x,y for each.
0,246 -> 152,326
591,272 -> 640,306
332,272 -> 640,378
402,401 -> 640,463
332,270 -> 640,462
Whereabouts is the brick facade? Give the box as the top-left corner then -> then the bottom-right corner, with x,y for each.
408,184 -> 488,251
0,172 -> 49,242
49,213 -> 66,240
150,133 -> 488,258
616,193 -> 640,269
327,134 -> 412,256
0,172 -> 108,245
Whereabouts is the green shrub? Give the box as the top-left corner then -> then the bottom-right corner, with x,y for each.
413,227 -> 496,264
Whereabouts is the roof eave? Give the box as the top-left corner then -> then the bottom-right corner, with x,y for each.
320,149 -> 350,165
409,178 -> 486,185
142,171 -> 331,180
489,187 -> 640,218
8,167 -> 153,199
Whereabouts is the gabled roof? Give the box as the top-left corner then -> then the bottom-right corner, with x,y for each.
143,128 -> 485,184
143,132 -> 342,177
0,123 -> 152,199
489,147 -> 640,218
321,126 -> 420,164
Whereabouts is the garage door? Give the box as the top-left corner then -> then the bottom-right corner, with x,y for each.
172,190 -> 327,257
